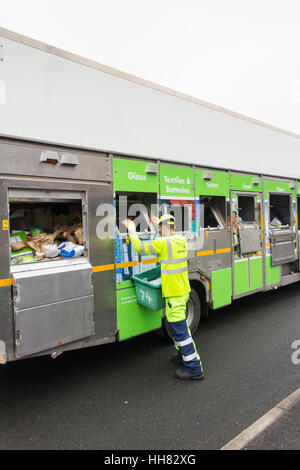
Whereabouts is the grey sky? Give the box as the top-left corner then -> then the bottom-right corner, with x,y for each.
1,0 -> 300,134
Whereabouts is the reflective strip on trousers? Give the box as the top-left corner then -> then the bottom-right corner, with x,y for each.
161,266 -> 188,275
182,352 -> 198,362
175,337 -> 193,348
167,316 -> 203,374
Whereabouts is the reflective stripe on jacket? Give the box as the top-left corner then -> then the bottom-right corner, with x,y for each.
130,233 -> 191,298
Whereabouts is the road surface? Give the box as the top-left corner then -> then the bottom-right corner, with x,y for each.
0,283 -> 299,450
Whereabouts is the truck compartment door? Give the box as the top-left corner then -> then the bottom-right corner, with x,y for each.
238,224 -> 261,254
13,263 -> 95,358
270,229 -> 296,266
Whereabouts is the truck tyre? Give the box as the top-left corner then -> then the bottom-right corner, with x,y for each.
160,287 -> 202,342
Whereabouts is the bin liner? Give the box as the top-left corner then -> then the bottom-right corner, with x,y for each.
58,242 -> 84,258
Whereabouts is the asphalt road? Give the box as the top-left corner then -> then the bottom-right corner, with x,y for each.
0,283 -> 299,450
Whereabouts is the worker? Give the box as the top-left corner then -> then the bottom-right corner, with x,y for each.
122,214 -> 204,381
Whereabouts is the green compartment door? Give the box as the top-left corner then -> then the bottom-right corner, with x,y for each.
249,256 -> 263,290
266,255 -> 280,286
234,259 -> 249,295
234,257 -> 264,295
117,287 -> 162,341
211,267 -> 232,309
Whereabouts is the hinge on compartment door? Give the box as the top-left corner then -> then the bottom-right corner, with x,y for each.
15,330 -> 20,345
13,284 -> 20,303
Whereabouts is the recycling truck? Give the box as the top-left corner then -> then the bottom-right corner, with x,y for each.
1,26 -> 300,364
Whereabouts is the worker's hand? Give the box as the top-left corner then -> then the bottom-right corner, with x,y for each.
150,216 -> 159,225
121,219 -> 136,234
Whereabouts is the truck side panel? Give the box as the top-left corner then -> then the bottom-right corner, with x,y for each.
0,140 -> 117,361
0,181 -> 14,362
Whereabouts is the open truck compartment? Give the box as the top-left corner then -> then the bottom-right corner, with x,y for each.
232,193 -> 262,257
115,190 -> 159,284
115,191 -> 157,235
160,200 -> 194,233
200,196 -> 226,230
9,189 -> 86,266
7,187 -> 95,358
230,188 -> 264,299
237,195 -> 261,255
268,193 -> 296,267
269,194 -> 291,227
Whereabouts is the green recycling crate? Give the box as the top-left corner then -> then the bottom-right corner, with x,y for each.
132,266 -> 165,311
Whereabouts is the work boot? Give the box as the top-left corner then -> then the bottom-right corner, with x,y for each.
175,368 -> 204,381
170,352 -> 184,365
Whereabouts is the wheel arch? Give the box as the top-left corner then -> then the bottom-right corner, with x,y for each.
188,273 -> 210,319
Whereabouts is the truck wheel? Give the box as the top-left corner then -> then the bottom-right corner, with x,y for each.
186,288 -> 202,334
160,287 -> 202,342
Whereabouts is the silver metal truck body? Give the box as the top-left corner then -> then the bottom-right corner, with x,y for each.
0,139 -> 116,362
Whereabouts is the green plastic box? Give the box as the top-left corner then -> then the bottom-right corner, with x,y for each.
132,266 -> 165,311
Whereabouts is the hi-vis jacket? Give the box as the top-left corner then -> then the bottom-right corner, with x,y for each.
130,233 -> 191,298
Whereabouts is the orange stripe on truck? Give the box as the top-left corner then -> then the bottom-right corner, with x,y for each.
0,278 -> 14,287
142,258 -> 159,265
92,264 -> 115,272
93,260 -> 141,272
197,248 -> 231,256
215,248 -> 231,254
197,250 -> 214,257
115,261 -> 138,269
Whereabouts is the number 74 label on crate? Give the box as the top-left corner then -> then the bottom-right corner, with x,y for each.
139,288 -> 154,306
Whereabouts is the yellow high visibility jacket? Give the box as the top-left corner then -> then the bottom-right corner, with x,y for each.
130,232 -> 191,298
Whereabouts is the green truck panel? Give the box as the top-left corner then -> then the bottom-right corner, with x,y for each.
196,170 -> 229,198
116,279 -> 134,290
230,173 -> 262,192
234,257 -> 263,295
234,259 -> 249,296
264,179 -> 295,200
117,287 -> 162,340
266,255 -> 280,286
211,267 -> 232,309
112,160 -> 296,337
113,158 -> 159,193
160,164 -> 195,199
249,257 -> 263,291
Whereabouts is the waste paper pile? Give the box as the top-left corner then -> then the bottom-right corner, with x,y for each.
10,222 -> 84,265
